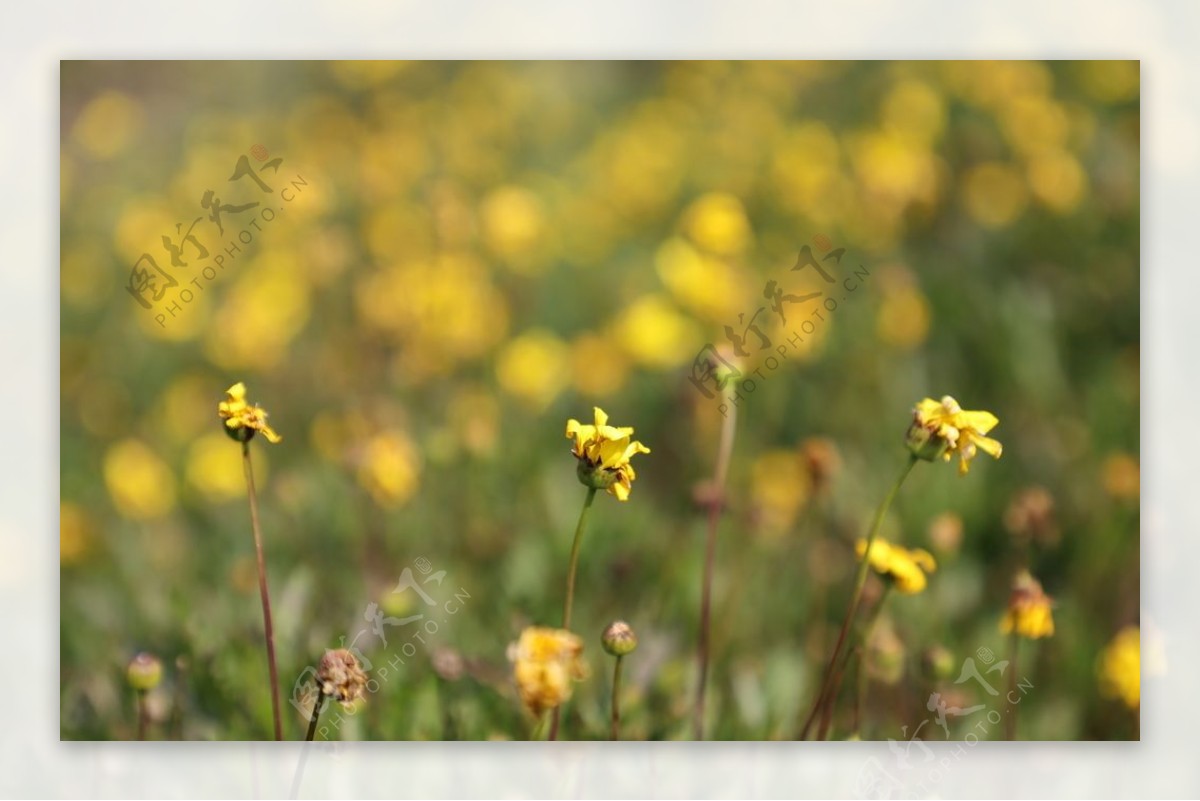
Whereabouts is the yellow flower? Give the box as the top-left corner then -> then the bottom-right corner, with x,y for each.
908,395 -> 1002,475
1098,626 -> 1140,709
856,538 -> 937,594
508,626 -> 588,716
564,407 -> 651,501
999,570 -> 1055,639
217,382 -> 282,444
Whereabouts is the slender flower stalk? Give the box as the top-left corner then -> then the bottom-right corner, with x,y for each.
135,691 -> 149,740
126,652 -> 161,742
550,408 -> 649,741
219,382 -> 285,740
562,487 -> 598,632
695,397 -> 737,740
304,688 -> 326,743
611,656 -> 626,740
1006,633 -> 1019,740
800,455 -> 917,739
602,621 -> 638,740
242,440 -> 283,741
850,586 -> 892,739
999,570 -> 1054,740
548,486 -> 597,741
801,395 -> 1001,740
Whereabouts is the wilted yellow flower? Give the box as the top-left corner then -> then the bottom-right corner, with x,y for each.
317,649 -> 368,709
565,407 -> 651,501
217,382 -> 282,444
856,538 -> 937,594
907,395 -> 1002,475
509,626 -> 588,716
999,570 -> 1055,639
1098,626 -> 1140,709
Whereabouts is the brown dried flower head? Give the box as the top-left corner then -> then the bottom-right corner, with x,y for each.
317,649 -> 368,708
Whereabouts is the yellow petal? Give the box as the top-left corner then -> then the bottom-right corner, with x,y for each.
610,478 -> 631,501
910,548 -> 937,573
226,382 -> 247,402
592,407 -> 609,429
956,409 -> 999,435
973,434 -> 1003,458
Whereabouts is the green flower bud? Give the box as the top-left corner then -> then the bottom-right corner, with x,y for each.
577,458 -> 619,491
126,652 -> 163,692
905,419 -> 949,461
601,620 -> 638,657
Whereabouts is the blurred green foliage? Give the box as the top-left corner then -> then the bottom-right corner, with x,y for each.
60,61 -> 1140,741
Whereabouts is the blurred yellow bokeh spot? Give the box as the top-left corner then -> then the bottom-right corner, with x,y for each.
204,258 -> 311,370
1075,60 -> 1139,104
447,386 -> 501,458
611,294 -> 700,369
185,432 -> 261,502
570,332 -> 630,398
882,80 -> 946,145
655,237 -> 749,323
1027,150 -> 1087,213
156,375 -> 219,446
71,90 -> 143,160
1102,452 -> 1139,501
357,430 -> 421,509
103,438 -> 176,520
60,502 -> 92,565
496,328 -> 571,410
751,449 -> 810,539
963,162 -> 1028,228
481,186 -> 547,271
877,285 -> 932,349
682,192 -> 753,256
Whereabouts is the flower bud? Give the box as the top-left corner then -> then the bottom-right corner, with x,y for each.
576,457 -> 620,491
126,652 -> 163,692
905,417 -> 949,461
601,620 -> 638,657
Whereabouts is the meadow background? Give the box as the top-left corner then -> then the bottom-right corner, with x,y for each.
59,60 -> 1140,741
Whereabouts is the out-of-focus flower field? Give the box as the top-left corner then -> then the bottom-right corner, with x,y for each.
60,61 -> 1141,741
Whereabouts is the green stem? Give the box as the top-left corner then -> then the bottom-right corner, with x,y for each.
695,400 -> 737,740
305,688 -> 326,742
549,486 -> 598,741
530,713 -> 549,741
610,655 -> 624,740
136,689 -> 148,741
800,455 -> 917,740
242,441 -> 284,741
1006,633 -> 1019,740
562,486 -> 598,631
850,586 -> 891,739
